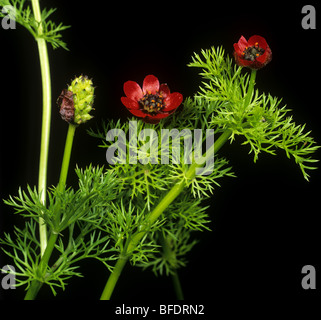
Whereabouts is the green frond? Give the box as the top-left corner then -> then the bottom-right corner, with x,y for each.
190,46 -> 320,180
0,0 -> 70,50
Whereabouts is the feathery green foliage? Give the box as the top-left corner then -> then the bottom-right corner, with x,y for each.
0,0 -> 69,49
189,46 -> 319,180
0,9 -> 318,298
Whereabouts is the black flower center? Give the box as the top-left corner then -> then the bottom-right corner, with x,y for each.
242,42 -> 265,61
139,92 -> 165,114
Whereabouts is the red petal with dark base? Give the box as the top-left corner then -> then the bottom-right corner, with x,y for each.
120,97 -> 140,110
142,75 -> 160,95
164,92 -> 183,111
127,108 -> 146,118
247,35 -> 267,50
159,84 -> 170,98
234,35 -> 248,53
123,81 -> 143,101
143,112 -> 171,124
151,112 -> 171,119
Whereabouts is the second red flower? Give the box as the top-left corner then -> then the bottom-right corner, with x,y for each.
233,35 -> 272,70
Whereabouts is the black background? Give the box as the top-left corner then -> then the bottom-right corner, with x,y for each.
0,0 -> 320,308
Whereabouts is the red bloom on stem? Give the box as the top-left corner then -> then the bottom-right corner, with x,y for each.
233,35 -> 272,70
121,75 -> 183,123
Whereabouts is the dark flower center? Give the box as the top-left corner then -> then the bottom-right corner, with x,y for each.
242,42 -> 265,61
139,91 -> 165,114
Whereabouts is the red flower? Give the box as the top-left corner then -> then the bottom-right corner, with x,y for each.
121,75 -> 183,123
233,35 -> 272,70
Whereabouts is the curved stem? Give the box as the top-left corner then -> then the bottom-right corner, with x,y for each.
100,129 -> 232,300
24,124 -> 77,300
31,0 -> 52,256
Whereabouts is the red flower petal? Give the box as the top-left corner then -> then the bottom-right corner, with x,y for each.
234,53 -> 253,67
159,83 -> 171,98
150,112 -> 171,119
256,45 -> 272,64
126,108 -> 146,118
142,117 -> 161,124
233,43 -> 241,55
163,92 -> 183,111
236,35 -> 248,52
121,97 -> 140,110
124,81 -> 143,101
142,112 -> 171,124
142,75 -> 160,95
248,35 -> 267,50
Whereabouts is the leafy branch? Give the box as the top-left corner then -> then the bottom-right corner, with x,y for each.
189,46 -> 320,180
1,166 -> 119,296
1,4 -> 319,300
0,0 -> 70,50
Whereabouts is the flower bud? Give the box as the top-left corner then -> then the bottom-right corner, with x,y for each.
58,75 -> 95,124
68,75 -> 95,124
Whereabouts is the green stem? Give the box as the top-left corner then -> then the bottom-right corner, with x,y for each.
172,271 -> 184,300
24,124 -> 77,300
100,129 -> 232,300
31,0 -> 52,257
24,278 -> 43,300
58,124 -> 77,191
244,69 -> 257,109
24,233 -> 58,300
160,233 -> 184,300
100,254 -> 129,300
